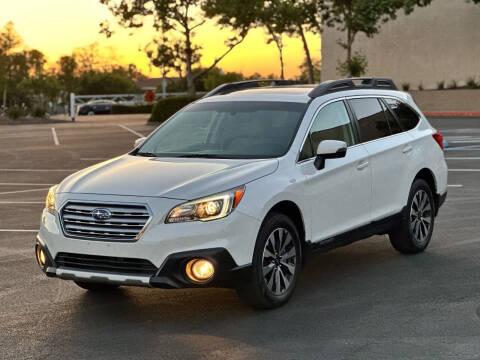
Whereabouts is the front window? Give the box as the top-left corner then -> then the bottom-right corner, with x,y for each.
137,101 -> 307,159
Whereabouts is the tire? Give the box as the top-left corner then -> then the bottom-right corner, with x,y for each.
236,212 -> 302,309
389,179 -> 435,254
74,280 -> 120,292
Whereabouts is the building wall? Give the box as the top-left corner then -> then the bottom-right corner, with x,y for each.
321,0 -> 480,90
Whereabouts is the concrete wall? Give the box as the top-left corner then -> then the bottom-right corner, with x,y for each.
321,0 -> 480,90
410,89 -> 480,111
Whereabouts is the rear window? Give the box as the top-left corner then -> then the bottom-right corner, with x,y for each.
384,98 -> 420,131
348,98 -> 391,142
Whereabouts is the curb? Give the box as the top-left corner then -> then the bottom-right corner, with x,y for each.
424,111 -> 480,117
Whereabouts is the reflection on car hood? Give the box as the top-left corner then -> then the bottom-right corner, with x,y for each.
57,155 -> 279,200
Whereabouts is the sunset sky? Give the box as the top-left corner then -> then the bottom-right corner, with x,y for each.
0,0 -> 321,79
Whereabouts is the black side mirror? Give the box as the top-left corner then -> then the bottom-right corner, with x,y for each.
314,140 -> 347,170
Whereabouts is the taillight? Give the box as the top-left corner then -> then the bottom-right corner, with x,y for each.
432,131 -> 444,150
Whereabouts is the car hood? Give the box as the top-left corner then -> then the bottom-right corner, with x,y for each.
57,155 -> 278,200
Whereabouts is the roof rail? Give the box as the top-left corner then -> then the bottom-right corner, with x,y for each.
202,79 -> 298,98
308,78 -> 397,98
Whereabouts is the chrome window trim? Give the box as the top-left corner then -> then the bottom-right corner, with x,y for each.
59,200 -> 153,242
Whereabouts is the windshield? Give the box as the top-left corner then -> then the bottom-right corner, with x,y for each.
137,101 -> 307,159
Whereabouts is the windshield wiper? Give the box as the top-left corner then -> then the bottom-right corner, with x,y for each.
176,154 -> 227,158
136,151 -> 157,157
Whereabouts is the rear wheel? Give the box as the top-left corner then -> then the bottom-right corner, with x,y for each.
236,213 -> 301,309
389,179 -> 435,254
74,281 -> 119,292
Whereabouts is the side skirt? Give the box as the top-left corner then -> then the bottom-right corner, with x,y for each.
307,207 -> 406,254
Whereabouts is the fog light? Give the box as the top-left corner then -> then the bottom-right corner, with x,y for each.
185,259 -> 215,283
36,246 -> 46,267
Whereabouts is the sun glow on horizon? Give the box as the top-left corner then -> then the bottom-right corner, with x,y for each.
0,0 -> 321,79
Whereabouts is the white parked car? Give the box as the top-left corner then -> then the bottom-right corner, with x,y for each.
36,78 -> 448,309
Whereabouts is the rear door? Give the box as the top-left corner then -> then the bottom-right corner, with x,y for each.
298,100 -> 372,242
347,97 -> 414,221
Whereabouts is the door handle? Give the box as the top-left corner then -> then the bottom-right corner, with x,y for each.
356,160 -> 369,171
402,145 -> 413,154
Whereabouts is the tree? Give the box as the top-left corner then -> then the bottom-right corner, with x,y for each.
298,58 -> 321,83
57,55 -> 78,93
275,0 -> 322,83
100,0 -> 251,95
322,0 -> 432,76
202,67 -> 243,90
0,21 -> 23,108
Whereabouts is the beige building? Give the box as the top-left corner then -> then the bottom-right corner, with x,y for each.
321,0 -> 480,90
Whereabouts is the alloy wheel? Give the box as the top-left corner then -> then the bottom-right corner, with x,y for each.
410,189 -> 432,245
262,228 -> 297,296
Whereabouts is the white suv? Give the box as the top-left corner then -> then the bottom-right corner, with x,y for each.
36,78 -> 448,309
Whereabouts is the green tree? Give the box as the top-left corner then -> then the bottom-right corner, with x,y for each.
57,55 -> 78,93
202,67 -> 244,90
100,0 -> 251,95
76,70 -> 139,95
322,0 -> 432,76
0,21 -> 23,108
298,58 -> 321,83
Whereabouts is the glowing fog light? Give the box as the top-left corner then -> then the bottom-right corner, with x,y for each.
36,246 -> 46,267
185,259 -> 215,283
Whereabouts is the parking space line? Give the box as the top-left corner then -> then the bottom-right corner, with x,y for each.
0,188 -> 50,195
445,157 -> 480,160
447,184 -> 463,187
0,183 -> 54,186
0,229 -> 37,232
0,169 -> 78,172
51,127 -> 60,146
0,201 -> 44,204
118,124 -> 144,138
448,169 -> 480,172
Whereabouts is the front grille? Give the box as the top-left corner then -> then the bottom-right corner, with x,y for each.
60,201 -> 150,241
55,252 -> 157,276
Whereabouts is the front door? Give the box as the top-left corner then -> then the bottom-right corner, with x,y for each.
298,100 -> 372,243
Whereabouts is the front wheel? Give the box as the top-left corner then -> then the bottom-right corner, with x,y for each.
236,213 -> 302,309
389,179 -> 435,254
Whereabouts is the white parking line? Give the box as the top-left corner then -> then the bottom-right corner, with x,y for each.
445,157 -> 480,160
118,124 -> 144,138
448,169 -> 480,172
0,229 -> 37,232
51,127 -> 59,146
0,188 -> 50,195
0,183 -> 54,186
0,169 -> 78,172
447,184 -> 463,188
0,201 -> 44,204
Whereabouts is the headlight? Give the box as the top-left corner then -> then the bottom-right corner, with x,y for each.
166,187 -> 245,223
45,185 -> 58,215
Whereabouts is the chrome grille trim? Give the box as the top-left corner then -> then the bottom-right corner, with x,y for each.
60,201 -> 152,241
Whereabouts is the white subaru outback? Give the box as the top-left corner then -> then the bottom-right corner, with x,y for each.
36,78 -> 448,309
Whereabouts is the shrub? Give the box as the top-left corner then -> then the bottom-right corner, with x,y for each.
149,96 -> 201,123
337,52 -> 368,77
437,81 -> 445,90
31,106 -> 46,118
6,106 -> 24,119
447,80 -> 458,89
401,83 -> 410,91
466,77 -> 479,89
418,83 -> 424,91
111,104 -> 154,114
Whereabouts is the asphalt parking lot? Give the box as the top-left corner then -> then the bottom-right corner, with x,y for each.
1,115 -> 480,359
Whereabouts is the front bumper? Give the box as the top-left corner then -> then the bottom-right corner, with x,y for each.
36,193 -> 260,289
37,240 -> 251,288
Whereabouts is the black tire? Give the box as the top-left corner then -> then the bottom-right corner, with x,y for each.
236,212 -> 302,309
74,280 -> 120,292
389,179 -> 435,254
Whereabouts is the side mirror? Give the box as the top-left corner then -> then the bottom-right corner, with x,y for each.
134,137 -> 146,148
314,140 -> 347,170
